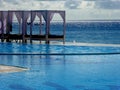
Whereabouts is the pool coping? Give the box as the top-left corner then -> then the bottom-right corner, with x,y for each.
0,65 -> 28,73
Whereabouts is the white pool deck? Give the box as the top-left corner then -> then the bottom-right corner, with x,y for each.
1,39 -> 120,47
0,65 -> 28,73
31,41 -> 120,47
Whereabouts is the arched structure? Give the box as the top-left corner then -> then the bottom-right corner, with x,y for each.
0,10 -> 66,44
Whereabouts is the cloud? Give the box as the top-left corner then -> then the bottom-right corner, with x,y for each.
0,0 -> 65,10
37,0 -> 66,1
95,0 -> 120,9
64,0 -> 81,9
4,0 -> 20,4
0,0 -> 94,10
1,0 -> 120,10
0,0 -> 30,10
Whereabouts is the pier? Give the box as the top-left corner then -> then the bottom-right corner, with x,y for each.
0,10 -> 66,44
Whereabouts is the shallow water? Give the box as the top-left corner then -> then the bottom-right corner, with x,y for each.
0,43 -> 120,90
0,54 -> 120,90
0,42 -> 120,54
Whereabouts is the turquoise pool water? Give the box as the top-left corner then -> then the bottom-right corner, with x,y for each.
0,43 -> 120,90
0,42 -> 120,54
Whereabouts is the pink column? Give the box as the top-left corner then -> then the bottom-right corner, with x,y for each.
37,12 -> 43,43
0,11 -> 8,42
41,11 -> 49,43
37,12 -> 42,35
15,11 -> 22,34
0,11 -> 2,34
3,11 -> 8,34
22,11 -> 30,43
0,11 -> 4,42
7,11 -> 13,34
30,11 -> 36,43
59,11 -> 66,44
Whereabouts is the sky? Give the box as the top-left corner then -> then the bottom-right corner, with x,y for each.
0,0 -> 120,21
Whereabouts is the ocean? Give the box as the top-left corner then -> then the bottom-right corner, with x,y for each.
12,21 -> 120,44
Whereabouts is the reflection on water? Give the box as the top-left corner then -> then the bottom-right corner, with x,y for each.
0,53 -> 120,90
0,43 -> 120,54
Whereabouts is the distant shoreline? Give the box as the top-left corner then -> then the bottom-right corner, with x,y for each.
66,20 -> 120,22
12,19 -> 120,23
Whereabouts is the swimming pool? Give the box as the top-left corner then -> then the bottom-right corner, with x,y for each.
0,42 -> 120,54
0,42 -> 120,90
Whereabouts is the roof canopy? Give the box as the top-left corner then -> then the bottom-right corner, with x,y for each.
0,10 -> 65,22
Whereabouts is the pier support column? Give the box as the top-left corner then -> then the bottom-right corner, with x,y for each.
6,11 -> 13,42
1,11 -> 4,42
30,11 -> 33,44
62,17 -> 66,44
45,10 -> 50,44
59,11 -> 66,44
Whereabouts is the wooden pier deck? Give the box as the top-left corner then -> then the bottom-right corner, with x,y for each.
0,34 -> 64,44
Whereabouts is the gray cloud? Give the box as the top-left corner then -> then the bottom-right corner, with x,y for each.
37,0 -> 66,1
95,0 -> 120,9
84,0 -> 97,1
80,0 -> 120,9
4,0 -> 20,4
0,0 -> 3,5
64,0 -> 81,9
1,0 -> 120,10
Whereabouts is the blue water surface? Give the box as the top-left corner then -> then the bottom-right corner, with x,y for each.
0,42 -> 120,54
0,21 -> 120,90
0,43 -> 120,90
0,54 -> 120,90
